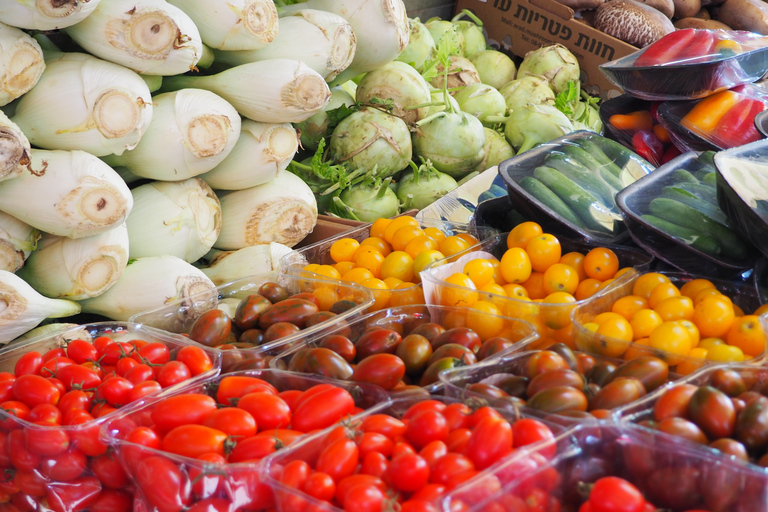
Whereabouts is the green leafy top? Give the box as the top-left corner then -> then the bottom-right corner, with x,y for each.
554,80 -> 580,116
421,31 -> 462,83
324,97 -> 397,134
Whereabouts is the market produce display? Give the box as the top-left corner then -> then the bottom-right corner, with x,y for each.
3,2 -> 768,511
441,345 -> 674,419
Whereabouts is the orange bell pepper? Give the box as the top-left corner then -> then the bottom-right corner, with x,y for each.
609,110 -> 654,133
680,90 -> 742,135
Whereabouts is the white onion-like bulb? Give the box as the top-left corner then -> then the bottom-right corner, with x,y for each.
0,0 -> 103,31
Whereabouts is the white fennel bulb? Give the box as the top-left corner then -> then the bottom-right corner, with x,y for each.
0,270 -> 81,344
104,89 -> 241,181
215,171 -> 317,250
162,59 -> 331,124
64,0 -> 203,76
17,223 -> 129,300
0,149 -> 133,239
0,211 -> 39,273
11,52 -> 153,157
202,243 -> 293,286
283,0 -> 409,84
78,255 -> 217,322
0,0 -> 102,30
214,9 -> 356,82
126,179 -> 222,263
0,22 -> 45,106
0,109 -> 31,183
167,0 -> 278,51
199,120 -> 298,191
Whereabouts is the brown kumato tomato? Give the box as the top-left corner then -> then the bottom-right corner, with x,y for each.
188,309 -> 232,347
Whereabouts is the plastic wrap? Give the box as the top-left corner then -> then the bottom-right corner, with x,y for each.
0,322 -> 221,512
658,83 -> 768,153
130,272 -> 374,373
278,220 -> 499,311
600,94 -> 681,167
600,29 -> 768,100
270,304 -> 539,394
102,369 -> 391,512
420,233 -> 654,345
714,138 -> 768,261
572,271 -> 768,375
471,195 -> 530,235
415,165 -> 510,225
755,256 -> 768,306
439,348 -> 683,424
261,395 -> 569,512
619,364 -> 768,470
499,131 -> 654,245
441,422 -> 768,511
616,150 -> 758,278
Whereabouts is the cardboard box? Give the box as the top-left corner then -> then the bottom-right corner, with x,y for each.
455,0 -> 638,98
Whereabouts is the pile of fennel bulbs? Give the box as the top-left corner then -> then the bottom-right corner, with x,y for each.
0,0 -> 417,343
284,10 -> 603,223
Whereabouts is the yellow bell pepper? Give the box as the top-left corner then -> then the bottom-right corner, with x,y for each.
681,90 -> 742,135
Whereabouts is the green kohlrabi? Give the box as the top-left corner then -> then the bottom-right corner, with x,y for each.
500,75 -> 556,112
329,176 -> 400,222
469,49 -> 517,91
473,128 -> 515,173
396,160 -> 458,211
517,44 -> 580,95
329,107 -> 412,177
395,18 -> 436,72
504,104 -> 573,153
451,10 -> 485,58
295,86 -> 356,151
355,61 -> 432,123
452,83 -> 507,125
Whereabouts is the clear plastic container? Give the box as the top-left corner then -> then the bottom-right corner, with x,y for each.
619,364 -> 768,471
420,233 -> 654,345
270,304 -> 539,394
442,422 -> 768,511
499,131 -> 654,245
754,256 -> 768,306
616,150 -> 758,277
713,138 -> 768,262
599,94 -> 680,167
600,29 -> 768,101
130,272 -> 374,373
439,349 -> 683,424
102,369 -> 391,512
658,83 -> 768,153
572,271 -> 768,375
279,219 -> 499,312
261,395 -> 569,512
0,322 -> 221,512
415,165 -> 509,225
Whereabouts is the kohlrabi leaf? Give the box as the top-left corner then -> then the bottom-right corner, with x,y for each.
554,80 -> 579,117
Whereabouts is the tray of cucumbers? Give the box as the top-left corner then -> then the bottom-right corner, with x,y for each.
616,150 -> 757,277
499,131 -> 655,245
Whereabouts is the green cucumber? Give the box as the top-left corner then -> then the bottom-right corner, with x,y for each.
696,151 -> 717,168
641,215 -> 722,257
701,172 -> 717,188
672,169 -> 699,184
648,198 -> 752,260
675,182 -> 718,206
519,176 -> 585,228
578,138 -> 625,176
544,153 -> 617,208
660,186 -> 728,225
597,166 -> 626,194
561,144 -> 624,185
533,166 -> 614,233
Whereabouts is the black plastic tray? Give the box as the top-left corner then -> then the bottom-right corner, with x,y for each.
616,151 -> 758,280
600,44 -> 768,101
599,95 -> 654,153
754,255 -> 768,305
714,139 -> 768,262
657,100 -> 720,153
499,130 -> 654,246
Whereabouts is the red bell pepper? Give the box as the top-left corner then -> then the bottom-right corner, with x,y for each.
711,97 -> 766,148
634,29 -> 697,66
634,29 -> 718,66
631,130 -> 664,164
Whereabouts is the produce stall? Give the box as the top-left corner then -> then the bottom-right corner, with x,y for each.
1,0 -> 768,511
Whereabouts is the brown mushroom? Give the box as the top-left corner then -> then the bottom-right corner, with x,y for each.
674,17 -> 731,29
716,0 -> 768,34
593,0 -> 675,47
